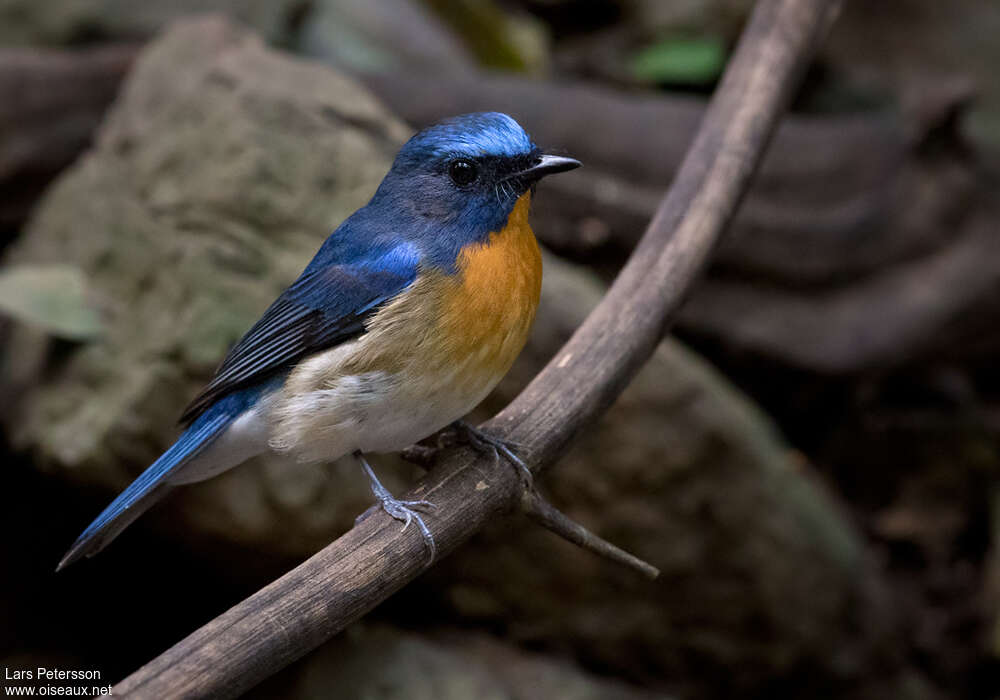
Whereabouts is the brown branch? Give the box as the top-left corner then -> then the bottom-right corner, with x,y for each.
401,424 -> 660,577
109,1 -> 842,697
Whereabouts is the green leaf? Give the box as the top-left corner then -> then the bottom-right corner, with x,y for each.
0,264 -> 102,340
629,36 -> 726,85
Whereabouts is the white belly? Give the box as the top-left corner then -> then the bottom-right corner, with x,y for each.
264,339 -> 503,463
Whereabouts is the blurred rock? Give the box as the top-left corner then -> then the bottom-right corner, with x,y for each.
296,0 -> 475,74
0,0 -> 298,46
250,624 -> 673,700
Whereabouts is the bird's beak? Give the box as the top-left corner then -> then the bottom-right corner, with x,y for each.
509,154 -> 582,183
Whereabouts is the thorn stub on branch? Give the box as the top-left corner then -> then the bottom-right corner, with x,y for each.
410,423 -> 658,578
520,486 -> 661,580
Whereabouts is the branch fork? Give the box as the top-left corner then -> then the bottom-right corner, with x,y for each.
404,434 -> 661,579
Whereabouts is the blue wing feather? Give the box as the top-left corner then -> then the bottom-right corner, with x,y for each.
179,241 -> 421,424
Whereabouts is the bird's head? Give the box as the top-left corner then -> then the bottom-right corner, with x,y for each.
368,112 -> 579,266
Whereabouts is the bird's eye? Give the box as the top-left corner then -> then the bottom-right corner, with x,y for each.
448,159 -> 479,187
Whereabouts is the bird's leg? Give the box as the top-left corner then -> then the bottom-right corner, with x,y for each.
448,420 -> 533,489
353,451 -> 436,563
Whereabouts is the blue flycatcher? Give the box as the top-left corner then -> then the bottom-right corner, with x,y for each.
59,112 -> 580,570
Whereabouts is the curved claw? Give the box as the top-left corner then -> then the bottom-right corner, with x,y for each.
451,421 -> 533,488
354,451 -> 437,564
379,498 -> 436,561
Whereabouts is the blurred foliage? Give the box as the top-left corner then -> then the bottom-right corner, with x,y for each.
0,264 -> 100,340
421,0 -> 548,72
628,35 -> 725,85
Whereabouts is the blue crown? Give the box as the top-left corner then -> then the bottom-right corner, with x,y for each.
400,112 -> 535,161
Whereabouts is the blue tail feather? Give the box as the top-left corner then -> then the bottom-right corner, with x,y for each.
56,386 -> 267,571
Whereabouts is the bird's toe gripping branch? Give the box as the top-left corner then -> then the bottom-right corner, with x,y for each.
399,420 -> 533,486
448,419 -> 534,488
354,451 -> 437,564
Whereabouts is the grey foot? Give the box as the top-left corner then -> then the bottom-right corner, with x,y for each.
354,451 -> 437,564
450,420 -> 533,488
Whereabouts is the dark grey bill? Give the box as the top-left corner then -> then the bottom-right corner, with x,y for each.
508,154 -> 581,183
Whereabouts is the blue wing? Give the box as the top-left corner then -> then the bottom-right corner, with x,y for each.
179,242 -> 421,424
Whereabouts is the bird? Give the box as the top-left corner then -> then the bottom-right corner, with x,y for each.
57,112 -> 580,571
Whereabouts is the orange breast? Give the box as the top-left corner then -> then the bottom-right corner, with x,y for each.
437,192 -> 542,379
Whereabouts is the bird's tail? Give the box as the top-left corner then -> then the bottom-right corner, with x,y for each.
56,408 -> 236,571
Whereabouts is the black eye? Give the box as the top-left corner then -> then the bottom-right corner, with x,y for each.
448,159 -> 478,187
